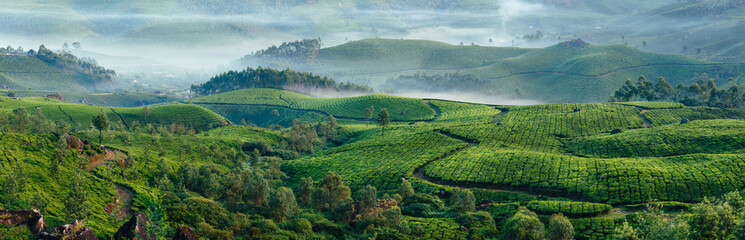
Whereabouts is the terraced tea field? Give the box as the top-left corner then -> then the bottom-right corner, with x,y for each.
260,88 -> 745,238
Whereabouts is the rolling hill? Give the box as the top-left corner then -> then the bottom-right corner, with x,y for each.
0,55 -> 93,92
265,38 -> 745,103
0,96 -> 227,131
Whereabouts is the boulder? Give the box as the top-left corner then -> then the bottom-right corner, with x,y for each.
0,209 -> 46,234
39,220 -> 98,240
114,213 -> 148,240
681,118 -> 690,124
173,225 -> 199,240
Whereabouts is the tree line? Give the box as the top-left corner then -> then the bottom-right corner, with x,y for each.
191,66 -> 372,96
610,75 -> 745,108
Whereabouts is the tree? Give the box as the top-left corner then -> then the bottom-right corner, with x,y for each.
451,188 -> 476,213
688,198 -> 735,239
298,177 -> 315,206
92,111 -> 111,146
66,171 -> 90,221
502,209 -> 545,240
312,188 -> 331,211
358,185 -> 378,219
364,106 -> 374,123
399,178 -> 415,199
10,108 -> 31,132
377,109 -> 390,137
548,213 -> 574,240
251,148 -> 261,168
63,43 -> 69,50
72,42 -> 81,49
269,187 -> 299,222
247,172 -> 269,206
654,77 -> 674,101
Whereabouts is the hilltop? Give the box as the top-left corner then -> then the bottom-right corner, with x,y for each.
246,38 -> 745,103
0,46 -> 117,92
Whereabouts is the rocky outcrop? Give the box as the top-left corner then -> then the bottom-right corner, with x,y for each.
114,213 -> 149,240
173,225 -> 199,240
39,220 -> 98,240
0,209 -> 47,234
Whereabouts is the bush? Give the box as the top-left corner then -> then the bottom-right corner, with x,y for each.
402,203 -> 433,217
502,209 -> 545,240
291,218 -> 313,234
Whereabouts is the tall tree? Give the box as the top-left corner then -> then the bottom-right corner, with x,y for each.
11,108 -> 31,133
364,106 -> 374,123
654,77 -> 674,101
358,185 -> 378,219
377,109 -> 390,137
246,172 -> 269,206
298,177 -> 315,207
92,111 -> 111,146
270,187 -> 299,222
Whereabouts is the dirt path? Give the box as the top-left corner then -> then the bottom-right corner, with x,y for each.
639,110 -> 652,128
113,184 -> 134,219
87,149 -> 116,171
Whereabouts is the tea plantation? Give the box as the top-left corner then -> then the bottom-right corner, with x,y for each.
4,89 -> 745,239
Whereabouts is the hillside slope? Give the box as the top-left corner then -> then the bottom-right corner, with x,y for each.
305,39 -> 745,103
0,55 -> 92,92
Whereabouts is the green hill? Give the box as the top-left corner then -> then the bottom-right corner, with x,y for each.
194,88 -> 436,123
0,97 -> 227,131
301,39 -> 745,103
0,55 -> 92,92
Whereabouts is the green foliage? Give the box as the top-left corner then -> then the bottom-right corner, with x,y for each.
269,187 -> 299,222
526,201 -> 612,218
191,66 -> 371,96
377,108 -> 390,136
450,188 -> 476,214
548,213 -> 575,240
502,209 -> 545,240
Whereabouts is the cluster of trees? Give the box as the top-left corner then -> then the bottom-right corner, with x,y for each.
0,45 -> 28,55
613,191 -> 745,239
191,66 -> 372,96
246,39 -> 323,65
35,45 -> 116,88
383,72 -> 495,94
610,75 -> 745,108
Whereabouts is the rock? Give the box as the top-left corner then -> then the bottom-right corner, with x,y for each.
681,118 -> 690,124
114,213 -> 148,240
0,209 -> 47,234
39,220 -> 98,240
173,225 -> 199,240
610,129 -> 624,134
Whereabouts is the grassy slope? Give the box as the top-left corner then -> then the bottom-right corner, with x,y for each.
313,38 -> 745,103
194,88 -> 436,122
0,56 -> 91,92
0,97 -> 226,131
